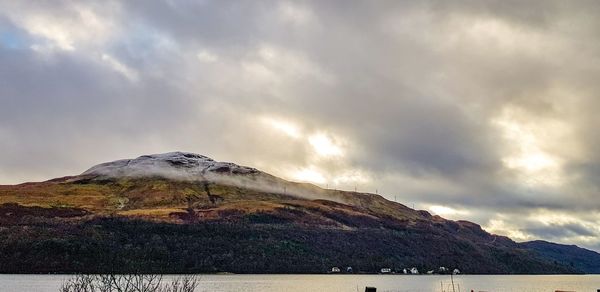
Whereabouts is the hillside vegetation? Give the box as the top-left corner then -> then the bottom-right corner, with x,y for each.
0,152 -> 580,274
522,240 -> 600,274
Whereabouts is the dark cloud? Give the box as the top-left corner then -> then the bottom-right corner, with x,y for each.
526,223 -> 596,239
2,0 -> 600,250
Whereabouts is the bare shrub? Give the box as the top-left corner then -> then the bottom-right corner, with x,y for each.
158,276 -> 198,292
60,274 -> 199,292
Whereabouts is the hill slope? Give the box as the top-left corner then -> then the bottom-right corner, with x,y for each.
522,240 -> 600,274
0,152 -> 579,274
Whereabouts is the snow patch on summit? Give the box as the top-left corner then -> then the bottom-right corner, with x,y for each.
82,152 -> 259,179
80,151 -> 343,203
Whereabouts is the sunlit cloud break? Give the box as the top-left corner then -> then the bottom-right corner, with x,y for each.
3,0 -> 600,252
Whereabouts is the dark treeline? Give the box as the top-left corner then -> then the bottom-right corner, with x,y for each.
0,216 -> 575,274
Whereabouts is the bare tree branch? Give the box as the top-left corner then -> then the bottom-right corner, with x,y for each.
60,274 -> 199,292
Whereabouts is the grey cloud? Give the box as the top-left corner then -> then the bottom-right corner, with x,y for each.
526,223 -> 596,240
3,0 -> 600,250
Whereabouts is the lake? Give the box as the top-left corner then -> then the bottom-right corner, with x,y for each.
1,274 -> 600,292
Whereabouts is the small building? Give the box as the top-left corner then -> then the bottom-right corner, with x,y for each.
346,266 -> 353,273
427,270 -> 434,274
453,268 -> 460,275
410,267 -> 419,274
439,266 -> 447,273
380,268 -> 392,274
402,268 -> 408,274
331,267 -> 341,273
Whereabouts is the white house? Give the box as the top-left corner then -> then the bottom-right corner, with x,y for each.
453,268 -> 460,275
331,267 -> 341,273
410,267 -> 419,274
380,268 -> 391,274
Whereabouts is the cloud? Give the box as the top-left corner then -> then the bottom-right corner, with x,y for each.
0,1 -> 120,51
526,223 -> 596,239
3,0 -> 600,250
101,53 -> 139,81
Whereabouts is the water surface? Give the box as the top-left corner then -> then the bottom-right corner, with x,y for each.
2,274 -> 599,292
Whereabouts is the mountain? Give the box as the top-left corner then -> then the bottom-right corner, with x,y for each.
522,240 -> 600,274
0,152 -> 579,274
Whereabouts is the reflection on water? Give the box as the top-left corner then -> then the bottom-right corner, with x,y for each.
1,274 -> 599,292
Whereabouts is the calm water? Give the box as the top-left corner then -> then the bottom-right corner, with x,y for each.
1,274 -> 600,292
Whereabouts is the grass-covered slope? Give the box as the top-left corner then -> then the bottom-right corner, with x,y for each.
0,152 -> 581,274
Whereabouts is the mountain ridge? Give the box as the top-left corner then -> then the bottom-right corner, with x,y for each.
0,152 -> 583,274
522,240 -> 600,274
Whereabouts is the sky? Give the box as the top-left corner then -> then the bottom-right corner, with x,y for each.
2,0 -> 600,250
